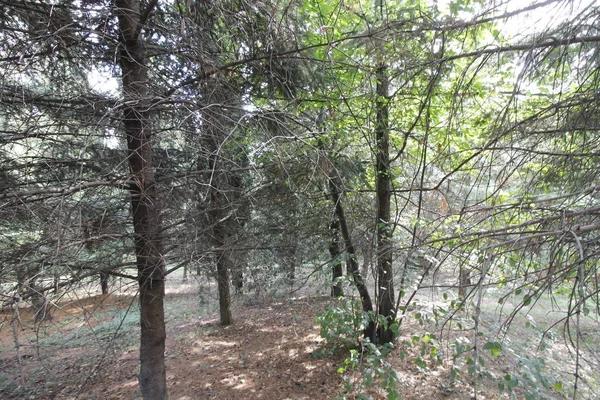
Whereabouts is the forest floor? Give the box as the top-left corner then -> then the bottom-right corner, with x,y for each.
0,277 -> 582,399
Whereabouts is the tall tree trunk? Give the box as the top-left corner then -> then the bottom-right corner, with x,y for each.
213,221 -> 233,325
115,1 -> 167,399
327,173 -> 374,319
230,176 -> 248,294
205,133 -> 233,325
374,63 -> 395,344
204,76 -> 233,326
328,218 -> 344,297
321,145 -> 374,336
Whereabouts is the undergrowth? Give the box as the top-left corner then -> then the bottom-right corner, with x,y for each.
314,296 -> 402,400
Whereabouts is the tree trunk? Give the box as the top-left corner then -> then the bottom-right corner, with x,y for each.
212,215 -> 233,325
458,267 -> 471,300
232,260 -> 243,293
361,241 -> 372,279
374,63 -> 395,344
327,172 -> 374,322
32,285 -> 52,323
216,251 -> 233,325
206,168 -> 234,326
284,233 -> 297,286
203,75 -> 233,326
328,219 -> 344,297
115,1 -> 167,399
100,272 -> 109,295
182,264 -> 188,283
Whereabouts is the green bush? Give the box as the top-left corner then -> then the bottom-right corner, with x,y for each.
315,296 -> 366,355
315,297 -> 401,400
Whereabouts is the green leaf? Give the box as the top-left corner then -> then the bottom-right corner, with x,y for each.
399,349 -> 408,360
430,346 -> 438,359
554,382 -> 563,391
389,322 -> 399,336
468,365 -> 475,377
450,368 -> 457,382
483,341 -> 502,357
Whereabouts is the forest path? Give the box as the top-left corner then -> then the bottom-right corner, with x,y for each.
0,295 -> 344,399
159,296 -> 343,400
0,292 -> 501,399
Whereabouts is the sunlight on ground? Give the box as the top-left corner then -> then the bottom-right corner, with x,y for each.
115,380 -> 137,390
303,363 -> 317,371
287,348 -> 298,358
203,340 -> 237,347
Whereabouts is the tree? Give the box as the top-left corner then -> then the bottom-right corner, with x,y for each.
324,154 -> 375,327
0,0 -> 133,314
374,62 -> 395,344
115,0 -> 167,397
328,217 -> 345,297
202,74 -> 238,326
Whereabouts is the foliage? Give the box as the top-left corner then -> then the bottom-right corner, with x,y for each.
2,0 -> 600,397
315,297 -> 403,399
315,296 -> 367,356
337,339 -> 401,400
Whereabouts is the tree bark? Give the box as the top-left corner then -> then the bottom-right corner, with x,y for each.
32,285 -> 52,323
458,267 -> 471,300
231,259 -> 244,293
182,264 -> 188,283
100,272 -> 109,295
214,228 -> 233,325
328,218 -> 344,297
203,74 -> 234,326
210,187 -> 233,325
327,173 -> 374,318
374,63 -> 395,344
115,1 -> 167,399
202,165 -> 235,326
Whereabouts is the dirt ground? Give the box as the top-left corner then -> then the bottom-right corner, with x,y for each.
0,287 -> 514,400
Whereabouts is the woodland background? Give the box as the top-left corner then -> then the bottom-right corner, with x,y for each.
1,0 -> 600,399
